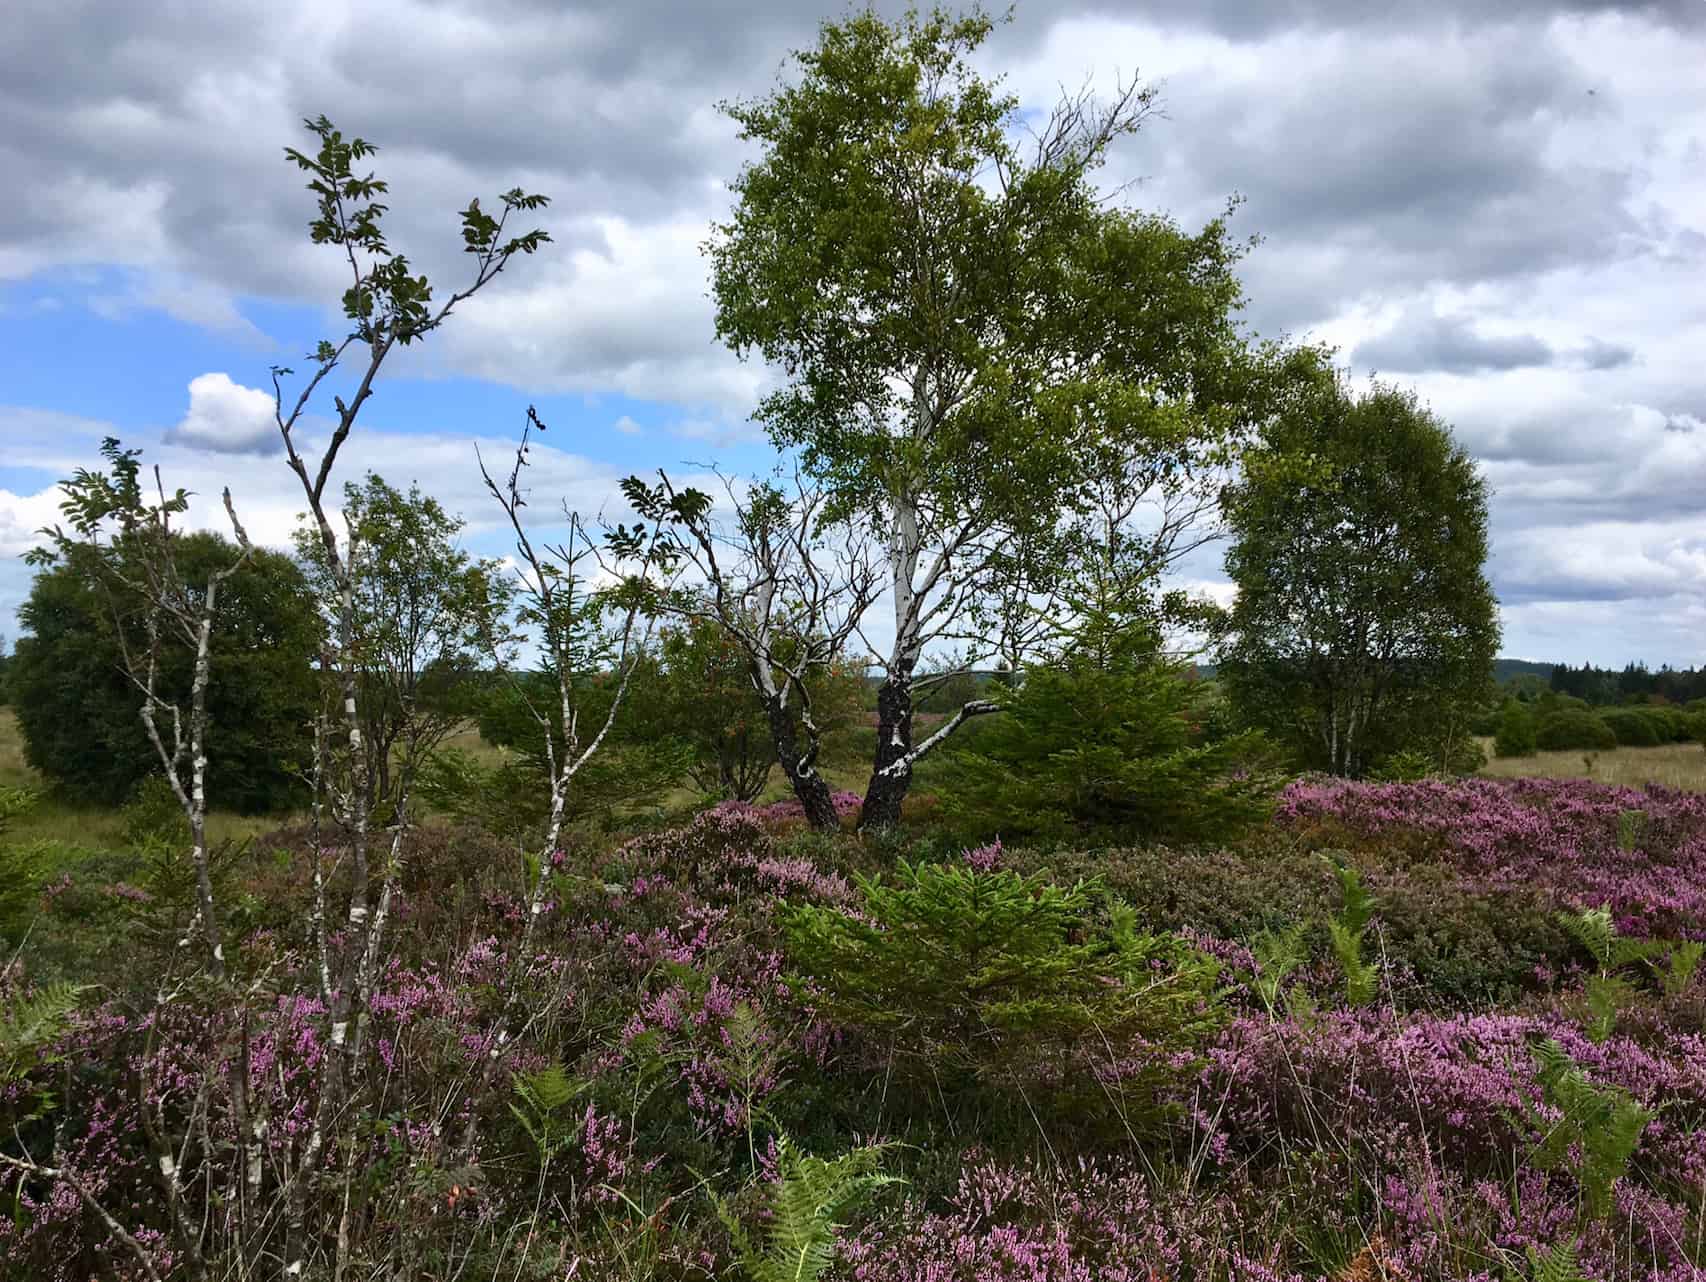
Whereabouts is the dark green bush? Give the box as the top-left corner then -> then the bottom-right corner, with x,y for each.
1600,708 -> 1661,748
1635,705 -> 1692,743
1493,700 -> 1538,758
937,655 -> 1280,848
9,535 -> 320,811
1535,708 -> 1617,752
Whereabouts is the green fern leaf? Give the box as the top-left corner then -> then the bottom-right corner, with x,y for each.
1525,1238 -> 1586,1282
720,1135 -> 904,1282
1,982 -> 87,1081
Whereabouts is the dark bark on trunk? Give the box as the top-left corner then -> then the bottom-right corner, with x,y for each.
860,676 -> 914,831
764,697 -> 839,830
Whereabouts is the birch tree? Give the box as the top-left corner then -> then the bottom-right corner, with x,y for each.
709,7 -> 1290,826
624,468 -> 881,829
1216,377 -> 1500,777
263,116 -> 550,1277
27,439 -> 257,980
476,406 -> 677,877
17,441 -> 279,1282
11,116 -> 554,1282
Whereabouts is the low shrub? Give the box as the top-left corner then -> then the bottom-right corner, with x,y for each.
1600,707 -> 1661,748
782,861 -> 1223,1117
1020,837 -> 1578,1007
1493,699 -> 1538,758
1535,708 -> 1617,752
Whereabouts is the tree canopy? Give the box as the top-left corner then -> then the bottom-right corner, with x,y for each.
10,533 -> 322,811
709,5 -> 1316,826
294,473 -> 510,813
1217,378 -> 1499,777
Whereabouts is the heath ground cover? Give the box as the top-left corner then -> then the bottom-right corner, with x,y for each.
5,775 -> 1706,1281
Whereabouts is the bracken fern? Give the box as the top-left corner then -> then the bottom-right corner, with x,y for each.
716,1136 -> 902,1282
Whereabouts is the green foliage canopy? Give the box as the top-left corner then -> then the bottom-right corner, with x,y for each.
648,618 -> 866,802
708,5 -> 1319,826
1217,378 -> 1500,777
10,533 -> 321,811
938,649 -> 1278,847
1493,699 -> 1539,759
294,473 -> 512,811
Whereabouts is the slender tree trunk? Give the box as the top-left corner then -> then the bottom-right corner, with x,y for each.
765,697 -> 839,830
861,674 -> 914,830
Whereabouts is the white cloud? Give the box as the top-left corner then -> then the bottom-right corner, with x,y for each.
90,273 -> 272,345
434,214 -> 766,415
5,0 -> 1706,663
0,487 -> 65,559
164,372 -> 280,454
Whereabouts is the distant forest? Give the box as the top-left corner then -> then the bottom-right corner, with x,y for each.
1500,658 -> 1706,706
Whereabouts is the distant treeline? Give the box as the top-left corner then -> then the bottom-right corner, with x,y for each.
1538,661 -> 1706,707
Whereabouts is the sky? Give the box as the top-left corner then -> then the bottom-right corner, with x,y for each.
2,0 -> 1703,668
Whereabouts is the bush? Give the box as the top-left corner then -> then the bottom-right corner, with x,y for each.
937,655 -> 1279,848
1493,699 -> 1538,758
1535,709 -> 1617,752
1631,705 -> 1692,744
9,535 -> 321,811
1022,838 -> 1578,1007
782,861 -> 1222,1111
1599,708 -> 1660,748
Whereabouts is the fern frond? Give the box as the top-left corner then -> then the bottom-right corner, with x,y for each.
722,1135 -> 904,1282
1,982 -> 87,1080
1321,855 -> 1378,1006
1663,940 -> 1704,998
1525,1238 -> 1586,1282
1561,906 -> 1616,972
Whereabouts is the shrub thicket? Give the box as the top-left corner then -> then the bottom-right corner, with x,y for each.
1599,707 -> 1660,748
1493,699 -> 1539,757
1535,708 -> 1617,752
9,535 -> 321,811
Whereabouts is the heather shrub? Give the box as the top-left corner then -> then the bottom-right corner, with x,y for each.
1280,776 -> 1706,940
1357,865 -> 1578,1005
1022,838 -> 1578,1007
1012,839 -> 1334,943
834,1155 -> 1320,1282
1535,709 -> 1617,751
1196,1008 -> 1702,1224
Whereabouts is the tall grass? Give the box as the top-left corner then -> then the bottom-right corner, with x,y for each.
1477,736 -> 1706,791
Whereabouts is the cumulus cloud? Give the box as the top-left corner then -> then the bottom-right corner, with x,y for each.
3,0 -> 1706,663
1354,311 -> 1556,374
1576,337 -> 1637,370
164,373 -> 280,454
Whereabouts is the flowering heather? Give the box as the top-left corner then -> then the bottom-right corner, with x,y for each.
1279,776 -> 1706,938
9,774 -> 1706,1280
708,789 -> 864,828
